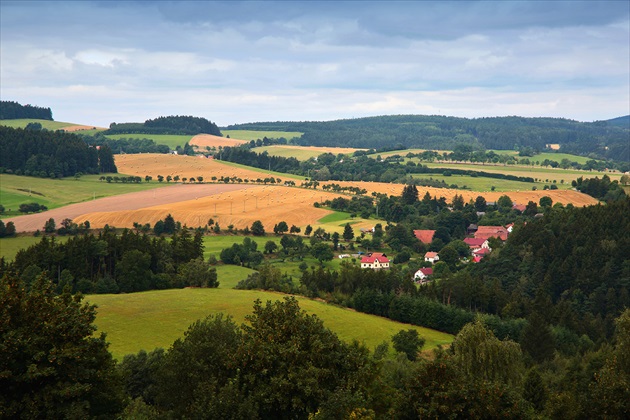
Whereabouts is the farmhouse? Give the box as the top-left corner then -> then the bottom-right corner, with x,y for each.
463,237 -> 490,252
475,226 -> 508,241
414,267 -> 433,283
360,253 -> 390,270
413,229 -> 436,244
473,248 -> 491,259
424,252 -> 440,263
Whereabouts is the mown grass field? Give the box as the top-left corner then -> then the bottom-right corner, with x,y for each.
87,288 -> 454,360
217,160 -> 305,180
420,162 -> 621,185
221,130 -> 303,141
255,146 -> 326,160
0,174 -> 167,217
104,133 -> 194,149
0,119 -> 78,130
488,150 -> 603,165
410,173 -> 564,192
0,235 -> 70,261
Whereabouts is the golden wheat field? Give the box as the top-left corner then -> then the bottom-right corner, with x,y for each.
73,185 -> 351,230
189,134 -> 248,149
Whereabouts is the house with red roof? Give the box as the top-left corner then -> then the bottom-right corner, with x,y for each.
414,267 -> 433,283
475,226 -> 508,241
360,253 -> 390,270
424,252 -> 440,263
413,229 -> 435,244
473,247 -> 491,258
463,237 -> 490,252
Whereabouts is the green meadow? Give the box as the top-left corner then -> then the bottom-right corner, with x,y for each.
488,150 -> 602,165
104,133 -> 194,149
87,288 -> 453,360
0,174 -> 167,216
0,119 -> 79,130
217,160 -> 305,180
0,235 -> 70,261
420,162 -> 620,185
221,130 -> 303,141
410,173 -> 562,192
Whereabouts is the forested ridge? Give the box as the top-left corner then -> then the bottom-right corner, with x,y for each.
105,115 -> 221,136
0,126 -> 116,177
226,114 -> 630,162
0,100 -> 53,120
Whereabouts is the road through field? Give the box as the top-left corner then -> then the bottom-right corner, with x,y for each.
3,184 -> 256,232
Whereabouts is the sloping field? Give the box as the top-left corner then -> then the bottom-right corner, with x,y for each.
189,133 -> 248,149
256,145 -> 365,160
314,180 -> 598,206
115,153 -> 297,183
221,130 -> 303,141
73,185 -> 348,230
3,184 -> 254,232
87,288 -> 454,359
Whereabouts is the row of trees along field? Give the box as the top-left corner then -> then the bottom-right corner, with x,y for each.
226,114 -> 630,163
0,223 -> 213,294
218,146 -> 536,184
0,100 -> 53,120
2,274 -> 629,418
0,126 -> 117,177
104,115 -> 221,136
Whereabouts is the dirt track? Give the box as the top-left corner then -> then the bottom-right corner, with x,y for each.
4,184 -> 255,232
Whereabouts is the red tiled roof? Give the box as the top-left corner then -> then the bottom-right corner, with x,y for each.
424,252 -> 439,258
475,226 -> 508,241
413,230 -> 436,244
464,237 -> 486,248
419,267 -> 433,276
361,253 -> 389,264
473,248 -> 491,256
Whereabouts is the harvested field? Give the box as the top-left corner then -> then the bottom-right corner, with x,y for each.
3,184 -> 254,232
318,181 -> 598,206
189,134 -> 248,149
115,153 -> 297,183
256,145 -> 365,160
73,185 -> 348,230
62,125 -> 105,132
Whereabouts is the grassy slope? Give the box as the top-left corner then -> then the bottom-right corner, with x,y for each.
410,173 -> 564,192
0,174 -> 167,217
221,130 -> 303,141
104,133 -> 193,149
0,119 -> 78,130
87,288 -> 453,360
217,160 -> 305,180
255,146 -> 324,161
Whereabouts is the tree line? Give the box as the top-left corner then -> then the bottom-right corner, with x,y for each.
0,225 -> 212,294
0,100 -> 53,120
0,126 -> 117,177
4,274 -> 629,418
105,115 -> 221,136
226,114 -> 630,164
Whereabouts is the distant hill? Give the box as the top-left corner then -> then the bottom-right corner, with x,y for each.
0,101 -> 52,121
105,115 -> 221,136
227,115 -> 630,163
602,115 -> 630,128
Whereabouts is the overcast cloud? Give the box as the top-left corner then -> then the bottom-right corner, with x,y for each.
1,0 -> 628,126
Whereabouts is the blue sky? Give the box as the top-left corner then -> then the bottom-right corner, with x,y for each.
1,1 -> 628,127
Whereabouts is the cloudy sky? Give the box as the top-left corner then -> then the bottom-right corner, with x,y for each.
1,1 -> 628,127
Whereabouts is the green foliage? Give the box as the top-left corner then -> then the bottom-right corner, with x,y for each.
106,115 -> 221,136
0,100 -> 52,120
392,329 -> 425,361
311,242 -> 334,264
251,220 -> 265,236
0,274 -> 124,418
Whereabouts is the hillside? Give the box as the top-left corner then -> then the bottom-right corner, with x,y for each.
226,114 -> 630,164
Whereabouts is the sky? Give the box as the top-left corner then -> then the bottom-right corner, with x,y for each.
1,1 -> 629,127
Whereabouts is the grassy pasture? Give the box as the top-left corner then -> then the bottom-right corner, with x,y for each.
221,130 -> 303,141
420,162 -> 621,185
0,119 -> 78,130
410,174 -> 562,192
488,150 -> 602,165
0,235 -> 70,261
0,174 -> 167,216
87,288 -> 453,359
217,160 -> 305,180
256,146 -> 326,160
104,133 -> 194,149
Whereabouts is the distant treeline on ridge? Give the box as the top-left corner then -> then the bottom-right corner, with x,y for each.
0,100 -> 53,121
0,126 -> 117,177
226,115 -> 630,163
105,115 -> 221,136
